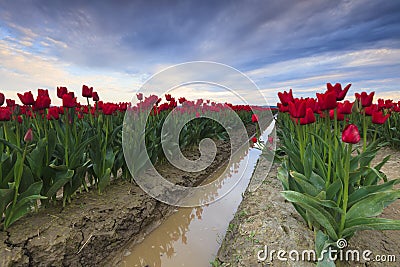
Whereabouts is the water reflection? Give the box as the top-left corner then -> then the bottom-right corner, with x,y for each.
119,122 -> 275,267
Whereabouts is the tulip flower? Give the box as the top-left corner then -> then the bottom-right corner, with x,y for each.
355,92 -> 374,107
0,92 -> 5,106
305,97 -> 318,113
327,83 -> 351,101
342,124 -> 361,144
62,92 -> 77,108
38,89 -> 49,97
17,115 -> 23,124
165,94 -> 172,101
178,97 -> 186,104
251,113 -> 259,123
82,85 -> 93,98
364,104 -> 378,116
0,107 -> 11,121
24,128 -> 33,143
277,103 -> 289,113
47,107 -> 60,120
35,95 -> 51,110
102,103 -> 118,115
300,108 -> 316,125
137,93 -> 143,101
278,89 -> 294,106
6,99 -> 15,107
92,92 -> 99,101
337,100 -> 353,114
372,111 -> 390,124
17,91 -> 35,105
316,91 -> 337,111
57,86 -> 68,99
288,98 -> 307,118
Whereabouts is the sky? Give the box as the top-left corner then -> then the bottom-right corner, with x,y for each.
0,0 -> 399,106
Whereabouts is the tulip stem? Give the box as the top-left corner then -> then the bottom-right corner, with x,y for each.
339,143 -> 352,236
363,112 -> 367,151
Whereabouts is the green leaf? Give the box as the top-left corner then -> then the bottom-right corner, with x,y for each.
98,168 -> 111,193
0,188 -> 14,214
346,191 -> 400,221
303,144 -> 313,178
348,179 -> 400,206
343,217 -> 400,237
326,179 -> 342,200
290,171 -> 320,196
281,191 -> 338,240
45,169 -> 74,198
17,181 -> 43,201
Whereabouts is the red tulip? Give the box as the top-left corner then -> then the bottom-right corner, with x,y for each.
372,111 -> 390,124
251,114 -> 259,123
251,137 -> 258,143
178,97 -> 186,104
92,92 -> 99,101
305,98 -> 318,113
24,128 -> 33,142
327,83 -> 351,101
300,108 -> 316,125
82,85 -> 93,98
62,92 -> 77,108
0,93 -> 4,106
342,124 -> 360,144
17,115 -> 23,124
38,89 -> 49,97
278,89 -> 294,106
137,93 -> 143,101
337,100 -> 353,114
17,91 -> 35,105
6,99 -> 15,107
288,98 -> 307,118
165,94 -> 172,101
277,103 -> 289,113
316,91 -> 337,111
102,103 -> 118,115
57,86 -> 68,99
364,104 -> 378,116
35,95 -> 51,110
0,107 -> 11,121
47,107 -> 60,120
355,92 -> 374,107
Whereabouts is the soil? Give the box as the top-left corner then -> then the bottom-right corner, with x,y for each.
0,124 -> 257,267
216,146 -> 400,267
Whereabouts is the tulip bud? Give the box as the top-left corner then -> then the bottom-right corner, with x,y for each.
24,128 -> 33,143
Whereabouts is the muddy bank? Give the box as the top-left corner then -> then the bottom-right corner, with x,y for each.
0,124 -> 258,267
216,147 -> 400,266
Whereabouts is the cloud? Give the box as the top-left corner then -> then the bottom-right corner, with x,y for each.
0,0 -> 399,105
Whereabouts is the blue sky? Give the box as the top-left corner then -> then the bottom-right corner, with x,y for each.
0,0 -> 399,105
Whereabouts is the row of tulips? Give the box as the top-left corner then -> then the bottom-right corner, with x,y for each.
275,83 -> 400,266
0,87 -> 270,230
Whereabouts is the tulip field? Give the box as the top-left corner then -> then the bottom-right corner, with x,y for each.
0,87 -> 270,230
275,83 -> 400,265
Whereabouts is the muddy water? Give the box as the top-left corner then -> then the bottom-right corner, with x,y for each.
119,123 -> 275,267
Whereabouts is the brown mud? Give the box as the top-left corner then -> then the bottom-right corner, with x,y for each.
0,124 -> 257,267
216,146 -> 400,267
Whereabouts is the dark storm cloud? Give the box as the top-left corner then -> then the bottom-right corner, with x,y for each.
1,0 -> 399,73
